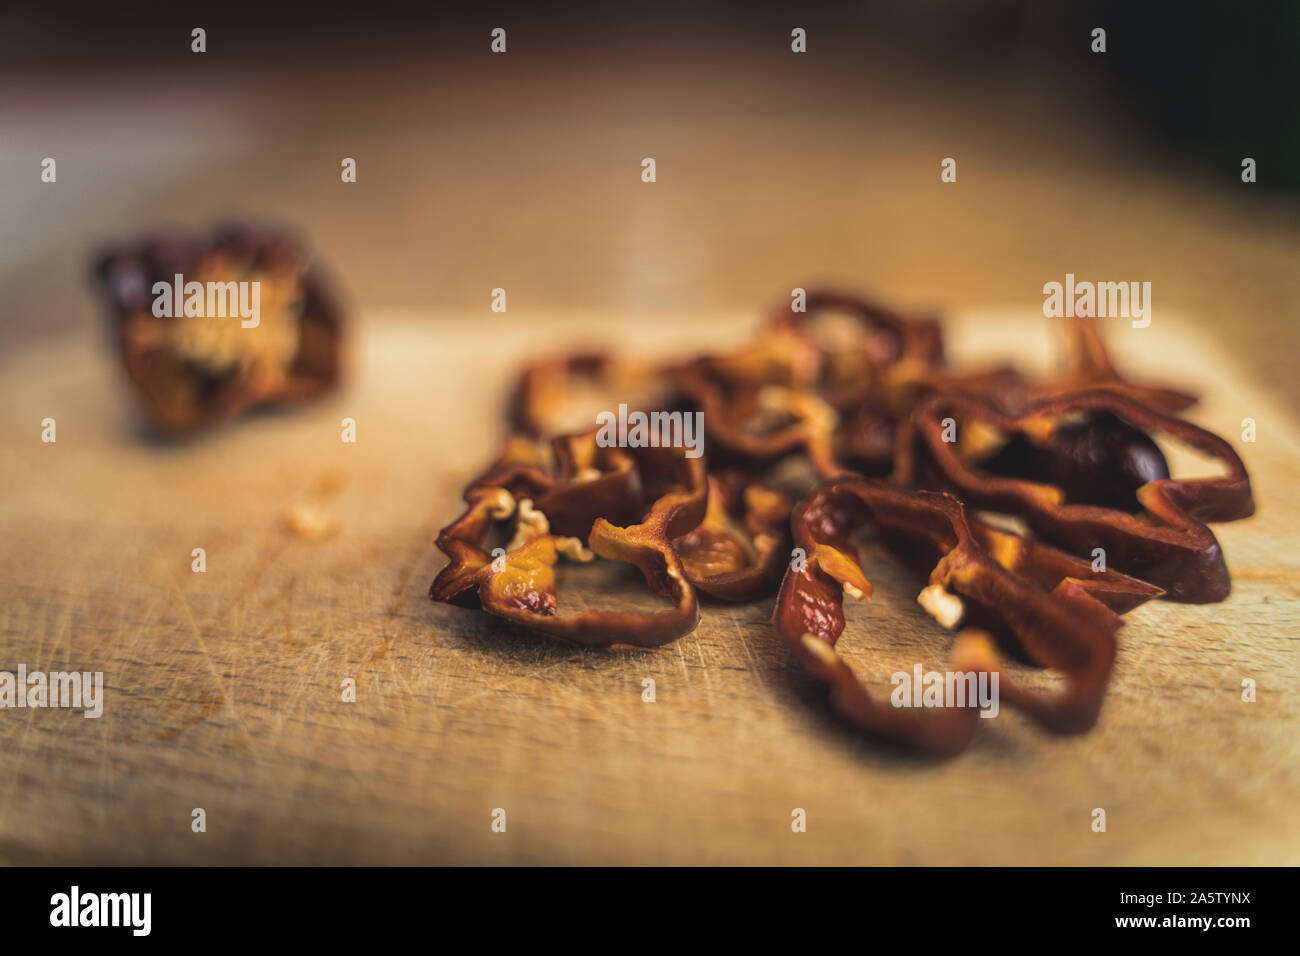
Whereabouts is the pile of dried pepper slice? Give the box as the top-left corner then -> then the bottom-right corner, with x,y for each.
430,291 -> 1254,754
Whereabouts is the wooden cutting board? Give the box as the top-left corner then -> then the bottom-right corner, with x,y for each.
1,308 -> 1296,864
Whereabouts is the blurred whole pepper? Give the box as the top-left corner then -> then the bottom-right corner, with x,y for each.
93,222 -> 346,435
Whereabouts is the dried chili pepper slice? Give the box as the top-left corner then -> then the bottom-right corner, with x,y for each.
767,293 -> 1197,477
896,390 -> 1254,602
767,290 -> 945,410
430,435 -> 709,648
466,431 -> 650,537
676,371 -> 845,481
511,351 -> 673,439
673,473 -> 792,601
774,477 -> 1156,754
766,292 -> 1040,474
962,518 -> 1164,614
93,223 -> 345,435
1036,316 -> 1198,413
666,328 -> 842,479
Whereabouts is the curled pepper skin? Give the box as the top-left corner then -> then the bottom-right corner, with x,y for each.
774,478 -> 1157,754
668,330 -> 843,479
767,290 -> 946,411
897,390 -> 1254,602
676,371 -> 846,481
93,223 -> 345,435
1039,316 -> 1199,413
511,352 -> 671,439
430,433 -> 709,648
674,474 -> 792,601
766,291 -> 1043,472
766,293 -> 1201,474
460,431 -> 649,538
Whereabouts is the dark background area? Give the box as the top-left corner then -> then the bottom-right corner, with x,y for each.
5,0 -> 1298,189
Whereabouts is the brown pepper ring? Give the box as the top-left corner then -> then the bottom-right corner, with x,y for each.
430,437 -> 709,648
897,390 -> 1254,602
767,290 -> 945,408
674,475 -> 793,602
774,478 -> 1148,754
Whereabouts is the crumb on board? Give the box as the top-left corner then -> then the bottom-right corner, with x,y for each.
284,502 -> 340,540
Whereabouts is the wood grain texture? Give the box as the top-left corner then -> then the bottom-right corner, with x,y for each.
4,42 -> 1299,864
1,309 -> 1296,865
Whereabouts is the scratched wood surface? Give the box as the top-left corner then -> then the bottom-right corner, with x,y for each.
0,308 -> 1296,865
4,42 -> 1300,864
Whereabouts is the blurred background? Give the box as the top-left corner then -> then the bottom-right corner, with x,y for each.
3,0 -> 1299,393
1,1 -> 1297,865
